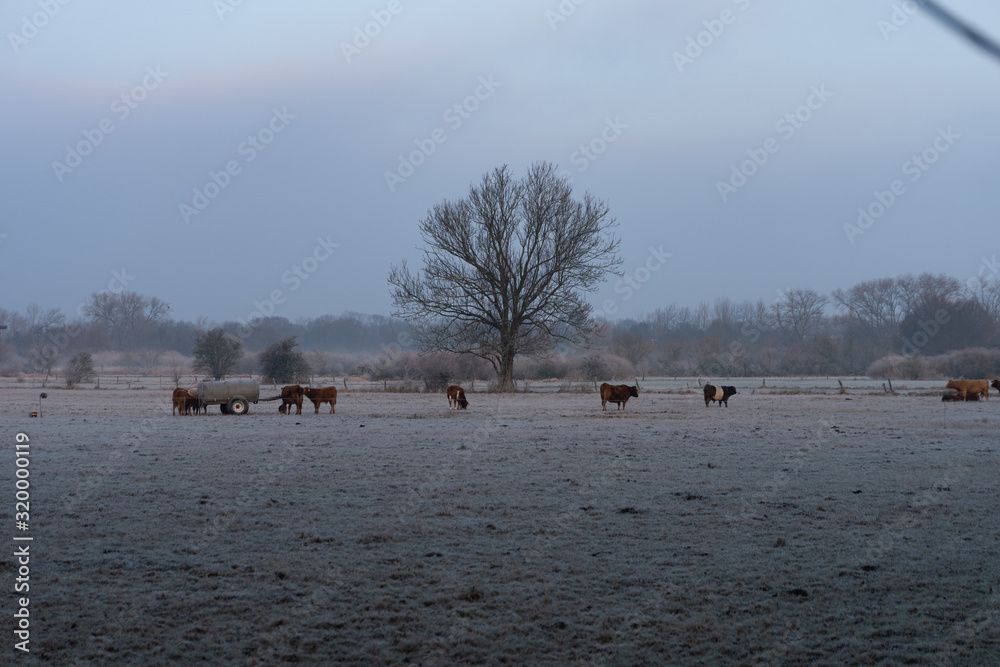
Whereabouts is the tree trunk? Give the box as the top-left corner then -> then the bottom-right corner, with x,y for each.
497,346 -> 516,391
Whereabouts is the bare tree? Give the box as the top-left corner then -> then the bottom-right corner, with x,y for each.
612,330 -> 652,377
83,291 -> 169,349
831,278 -> 905,347
773,288 -> 829,343
896,273 -> 962,317
27,345 -> 58,385
192,328 -> 244,380
388,162 -> 622,389
24,303 -> 65,341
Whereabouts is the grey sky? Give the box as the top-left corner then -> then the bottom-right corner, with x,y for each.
3,1 -> 999,326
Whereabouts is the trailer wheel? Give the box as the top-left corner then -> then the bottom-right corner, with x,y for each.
220,403 -> 230,414
228,396 -> 250,415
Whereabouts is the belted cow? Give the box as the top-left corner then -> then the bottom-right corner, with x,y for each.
704,384 -> 738,407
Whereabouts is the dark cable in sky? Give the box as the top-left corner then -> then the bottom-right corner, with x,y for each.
921,0 -> 1000,63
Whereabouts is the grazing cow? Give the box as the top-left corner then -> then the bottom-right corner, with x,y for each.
279,384 -> 304,415
945,379 -> 989,401
185,388 -> 204,415
704,384 -> 738,407
172,387 -> 190,415
446,385 -> 469,410
600,382 -> 639,411
304,386 -> 337,414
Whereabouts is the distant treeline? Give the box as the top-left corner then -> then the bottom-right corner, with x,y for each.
2,271 -> 1000,381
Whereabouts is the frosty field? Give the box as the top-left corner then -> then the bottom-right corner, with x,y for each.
2,382 -> 999,664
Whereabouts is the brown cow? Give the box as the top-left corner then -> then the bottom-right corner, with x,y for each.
279,385 -> 304,415
446,385 -> 469,410
946,379 -> 989,401
304,386 -> 337,414
172,387 -> 189,415
600,382 -> 639,411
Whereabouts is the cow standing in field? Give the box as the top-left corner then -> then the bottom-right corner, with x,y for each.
946,379 -> 989,401
447,385 -> 469,410
279,385 -> 304,415
704,384 -> 738,407
992,380 -> 1000,395
304,386 -> 337,414
172,387 -> 189,415
600,383 -> 639,411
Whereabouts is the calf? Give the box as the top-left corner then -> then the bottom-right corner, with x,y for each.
447,385 -> 469,410
304,386 -> 337,414
704,384 -> 738,407
600,382 -> 639,411
942,391 -> 982,402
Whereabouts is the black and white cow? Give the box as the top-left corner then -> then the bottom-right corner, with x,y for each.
703,384 -> 737,407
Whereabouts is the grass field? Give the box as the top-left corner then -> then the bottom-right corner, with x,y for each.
2,382 -> 998,664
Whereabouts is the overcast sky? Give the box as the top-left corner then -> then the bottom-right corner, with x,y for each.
3,0 -> 1000,325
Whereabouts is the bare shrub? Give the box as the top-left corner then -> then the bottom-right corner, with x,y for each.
935,347 -> 1000,379
572,351 -> 635,382
866,354 -> 939,380
65,352 -> 96,388
120,349 -> 163,375
518,354 -> 571,380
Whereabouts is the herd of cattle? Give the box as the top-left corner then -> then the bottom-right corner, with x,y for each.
170,384 -> 339,416
171,378 -> 1000,415
941,379 -> 1000,402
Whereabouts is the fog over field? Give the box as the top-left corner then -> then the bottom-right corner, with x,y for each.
3,1 -> 1000,324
